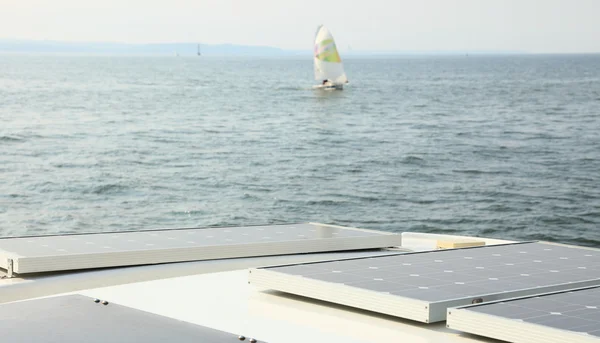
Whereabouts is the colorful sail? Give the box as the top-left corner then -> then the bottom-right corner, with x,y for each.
314,25 -> 347,84
315,39 -> 342,63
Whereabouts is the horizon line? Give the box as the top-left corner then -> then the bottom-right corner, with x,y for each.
1,39 -> 600,55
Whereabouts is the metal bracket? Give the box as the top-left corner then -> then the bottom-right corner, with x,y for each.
6,258 -> 14,278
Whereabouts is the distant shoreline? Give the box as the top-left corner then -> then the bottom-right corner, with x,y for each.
0,39 -> 535,56
1,40 -> 598,56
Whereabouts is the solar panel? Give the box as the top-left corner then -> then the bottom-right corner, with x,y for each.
0,294 -> 266,342
0,223 -> 402,275
249,242 -> 600,323
447,286 -> 600,343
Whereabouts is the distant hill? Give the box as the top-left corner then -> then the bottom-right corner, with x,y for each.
0,40 -> 304,56
0,39 -> 526,56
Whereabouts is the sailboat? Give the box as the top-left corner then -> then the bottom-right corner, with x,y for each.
197,44 -> 201,56
313,25 -> 348,90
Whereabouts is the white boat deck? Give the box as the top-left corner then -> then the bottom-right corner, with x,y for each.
0,231 -> 517,343
75,269 -> 491,343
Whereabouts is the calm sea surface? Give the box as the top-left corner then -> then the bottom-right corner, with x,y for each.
1,54 -> 599,247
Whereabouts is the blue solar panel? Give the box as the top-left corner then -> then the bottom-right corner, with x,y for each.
251,242 -> 600,323
461,287 -> 600,336
0,294 -> 266,342
268,242 -> 600,301
448,286 -> 600,342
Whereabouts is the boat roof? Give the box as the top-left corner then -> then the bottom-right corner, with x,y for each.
0,230 -> 520,342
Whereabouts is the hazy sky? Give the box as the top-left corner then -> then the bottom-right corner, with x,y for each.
1,0 -> 599,53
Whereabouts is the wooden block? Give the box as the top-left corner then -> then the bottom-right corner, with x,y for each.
436,240 -> 486,249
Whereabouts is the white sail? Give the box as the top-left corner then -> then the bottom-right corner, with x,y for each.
313,25 -> 347,85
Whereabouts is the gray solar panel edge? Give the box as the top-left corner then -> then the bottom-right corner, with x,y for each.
261,241 -> 537,270
427,280 -> 600,323
441,279 -> 600,306
249,267 -> 432,323
447,304 -> 599,343
0,222 -> 394,241
0,222 -> 312,240
534,240 -> 600,253
11,233 -> 403,274
260,252 -> 412,271
451,285 -> 600,312
307,222 -> 400,236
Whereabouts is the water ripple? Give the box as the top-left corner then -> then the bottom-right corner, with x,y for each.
0,54 -> 599,248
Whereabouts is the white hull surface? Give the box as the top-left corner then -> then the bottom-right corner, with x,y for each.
2,225 -> 597,343
313,83 -> 344,91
